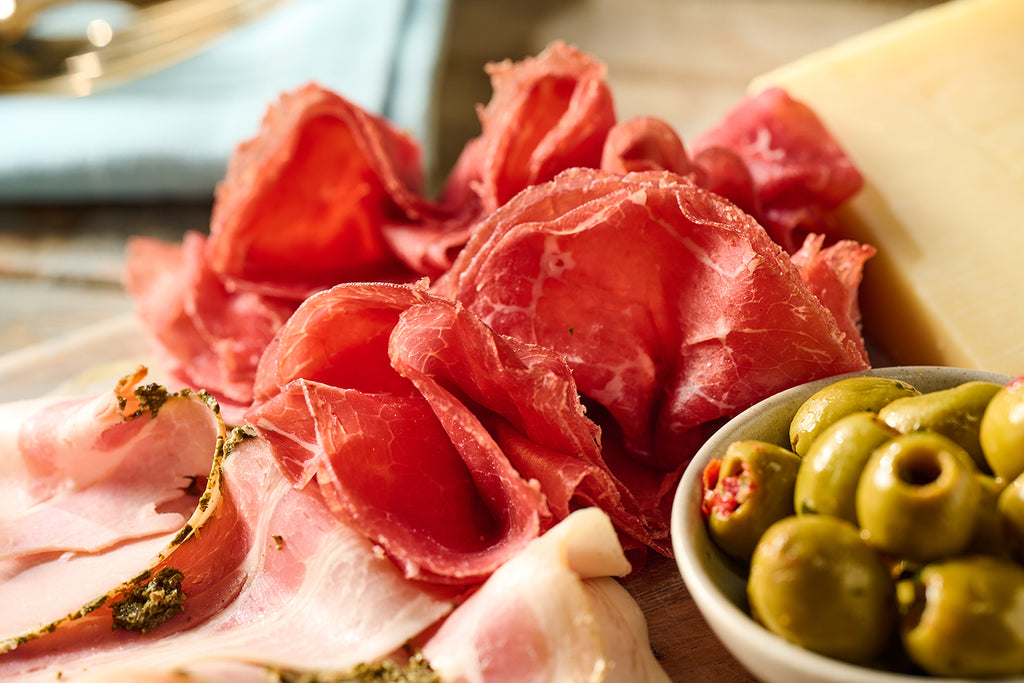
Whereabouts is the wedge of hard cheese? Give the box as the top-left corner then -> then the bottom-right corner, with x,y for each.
752,0 -> 1024,375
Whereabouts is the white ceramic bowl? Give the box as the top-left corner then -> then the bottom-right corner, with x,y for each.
671,366 -> 1019,683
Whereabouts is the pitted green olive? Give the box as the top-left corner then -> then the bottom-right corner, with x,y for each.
898,556 -> 1024,678
794,411 -> 898,524
748,515 -> 896,664
878,380 -> 1002,472
980,376 -> 1024,482
856,432 -> 980,563
998,472 -> 1024,563
789,376 -> 920,457
967,473 -> 1010,558
703,440 -> 801,562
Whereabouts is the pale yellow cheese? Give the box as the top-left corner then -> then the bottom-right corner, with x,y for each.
752,0 -> 1024,375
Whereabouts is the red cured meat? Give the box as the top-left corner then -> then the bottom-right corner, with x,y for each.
208,84 -> 427,298
691,86 -> 864,253
439,41 -> 616,219
124,232 -> 295,422
437,168 -> 871,478
792,233 -> 876,359
245,281 -> 671,582
600,116 -> 698,177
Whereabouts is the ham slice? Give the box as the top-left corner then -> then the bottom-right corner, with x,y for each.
436,168 -> 871,480
423,508 -> 671,683
0,398 -> 452,681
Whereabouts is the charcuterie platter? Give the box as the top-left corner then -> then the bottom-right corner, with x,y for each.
1,0 -> 1021,680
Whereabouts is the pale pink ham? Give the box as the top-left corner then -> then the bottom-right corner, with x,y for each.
423,508 -> 671,683
0,424 -> 453,681
0,367 -> 215,563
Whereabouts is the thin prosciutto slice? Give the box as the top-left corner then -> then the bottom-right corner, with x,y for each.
423,508 -> 671,683
436,168 -> 871,478
0,396 -> 452,681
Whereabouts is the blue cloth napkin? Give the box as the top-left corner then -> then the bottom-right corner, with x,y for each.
0,0 -> 451,202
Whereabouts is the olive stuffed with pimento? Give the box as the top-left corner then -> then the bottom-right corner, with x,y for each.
700,374 -> 1024,678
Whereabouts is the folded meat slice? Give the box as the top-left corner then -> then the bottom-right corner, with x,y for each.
1,417 -> 453,680
124,231 -> 296,423
0,366 -> 215,562
436,168 -> 871,478
423,508 -> 671,683
691,86 -> 864,253
246,280 -> 671,583
207,83 -> 427,298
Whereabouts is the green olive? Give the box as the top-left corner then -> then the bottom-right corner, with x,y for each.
980,376 -> 1024,482
789,376 -> 920,457
793,411 -> 898,524
748,515 -> 896,664
704,440 -> 801,562
998,472 -> 1024,563
898,556 -> 1024,678
878,380 -> 1003,472
966,473 -> 1010,558
856,432 -> 981,563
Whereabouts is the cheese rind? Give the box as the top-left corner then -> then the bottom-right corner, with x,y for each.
752,0 -> 1024,375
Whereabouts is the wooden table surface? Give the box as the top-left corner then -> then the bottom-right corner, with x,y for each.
0,1 -> 942,680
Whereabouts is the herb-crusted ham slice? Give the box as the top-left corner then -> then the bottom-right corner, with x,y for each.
436,168 -> 871,477
0,390 -> 453,681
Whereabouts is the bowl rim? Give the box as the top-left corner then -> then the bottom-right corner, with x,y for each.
671,365 -> 1020,683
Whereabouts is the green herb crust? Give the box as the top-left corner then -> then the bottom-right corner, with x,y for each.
270,652 -> 439,683
110,567 -> 187,634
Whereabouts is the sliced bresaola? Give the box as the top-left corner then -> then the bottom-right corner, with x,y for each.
690,86 -> 864,253
207,83 -> 429,298
422,508 -> 671,683
385,41 -> 618,277
124,231 -> 296,423
435,168 -> 871,480
245,281 -> 670,583
0,403 -> 453,681
600,115 -> 698,177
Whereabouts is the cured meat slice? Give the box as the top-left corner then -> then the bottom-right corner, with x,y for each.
124,231 -> 296,423
0,367 -> 214,563
423,508 -> 671,683
246,281 -> 670,582
0,413 -> 453,681
442,41 -> 616,217
437,168 -> 871,479
207,83 -> 426,298
385,41 -> 618,277
600,115 -> 698,177
691,86 -> 864,253
791,233 -> 876,363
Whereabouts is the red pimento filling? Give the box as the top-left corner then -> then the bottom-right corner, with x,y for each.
701,458 -> 755,520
